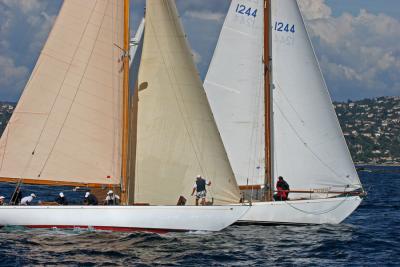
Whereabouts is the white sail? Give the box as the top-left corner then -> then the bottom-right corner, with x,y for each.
205,0 -> 362,195
0,0 -> 124,185
134,0 -> 240,205
129,18 -> 145,67
271,0 -> 361,194
204,0 -> 265,186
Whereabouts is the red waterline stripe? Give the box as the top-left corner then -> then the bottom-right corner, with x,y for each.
24,225 -> 184,234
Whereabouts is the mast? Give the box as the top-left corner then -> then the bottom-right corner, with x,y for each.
264,0 -> 273,201
121,0 -> 130,205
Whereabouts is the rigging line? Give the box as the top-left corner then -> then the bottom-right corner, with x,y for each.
19,0 -> 100,179
274,81 -> 305,124
111,0 -> 117,183
29,2 -> 100,157
248,59 -> 264,191
0,53 -> 44,173
151,2 -> 207,179
284,196 -> 351,215
248,53 -> 264,202
273,101 -> 345,180
37,0 -> 110,177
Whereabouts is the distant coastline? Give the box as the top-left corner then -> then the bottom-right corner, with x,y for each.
356,163 -> 400,167
334,96 -> 400,166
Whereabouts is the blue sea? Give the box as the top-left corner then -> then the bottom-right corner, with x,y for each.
0,166 -> 399,266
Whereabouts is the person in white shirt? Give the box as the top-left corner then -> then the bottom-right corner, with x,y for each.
191,175 -> 211,206
104,190 -> 120,205
20,193 -> 36,205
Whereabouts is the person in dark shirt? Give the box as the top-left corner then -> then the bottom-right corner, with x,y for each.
55,192 -> 68,205
104,190 -> 120,205
274,176 -> 290,201
84,192 -> 98,205
191,175 -> 211,206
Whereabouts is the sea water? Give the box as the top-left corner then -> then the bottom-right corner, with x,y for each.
0,166 -> 399,266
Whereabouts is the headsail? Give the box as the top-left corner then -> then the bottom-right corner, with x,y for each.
135,0 -> 240,205
271,0 -> 361,194
0,0 -> 125,186
204,0 -> 265,186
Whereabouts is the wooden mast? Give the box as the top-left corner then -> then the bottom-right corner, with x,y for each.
121,0 -> 130,205
264,0 -> 273,201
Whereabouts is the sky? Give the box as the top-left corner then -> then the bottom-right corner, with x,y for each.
0,0 -> 399,102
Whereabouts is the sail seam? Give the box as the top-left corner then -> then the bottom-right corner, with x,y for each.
19,1 -> 100,178
36,0 -> 111,178
150,1 -> 207,178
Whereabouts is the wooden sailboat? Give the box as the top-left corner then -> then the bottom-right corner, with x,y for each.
0,0 -> 249,232
204,0 -> 364,224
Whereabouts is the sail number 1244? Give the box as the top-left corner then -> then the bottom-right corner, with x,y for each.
235,4 -> 257,18
274,22 -> 295,33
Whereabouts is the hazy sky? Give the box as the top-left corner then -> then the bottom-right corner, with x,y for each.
0,0 -> 398,101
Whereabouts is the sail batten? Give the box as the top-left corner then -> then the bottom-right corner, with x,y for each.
135,0 -> 240,205
0,0 -> 125,185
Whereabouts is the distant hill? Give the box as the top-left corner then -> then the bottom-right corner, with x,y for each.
334,96 -> 400,165
0,96 -> 399,165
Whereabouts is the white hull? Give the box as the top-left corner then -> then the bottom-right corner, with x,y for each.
238,196 -> 362,225
0,205 -> 249,232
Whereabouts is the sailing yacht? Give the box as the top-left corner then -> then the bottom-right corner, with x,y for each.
204,0 -> 364,224
0,0 -> 249,232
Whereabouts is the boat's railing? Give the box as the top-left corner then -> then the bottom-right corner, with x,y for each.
239,185 -> 366,201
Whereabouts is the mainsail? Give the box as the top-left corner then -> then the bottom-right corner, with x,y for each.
0,0 -> 125,186
204,0 -> 362,195
134,0 -> 240,205
271,0 -> 361,193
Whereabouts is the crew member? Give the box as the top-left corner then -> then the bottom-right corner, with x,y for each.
20,193 -> 36,205
84,192 -> 98,205
104,190 -> 120,205
0,196 -> 5,205
191,175 -> 211,206
274,176 -> 290,201
55,192 -> 68,205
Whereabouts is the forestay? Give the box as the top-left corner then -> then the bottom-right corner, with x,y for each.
271,0 -> 361,194
204,0 -> 265,186
135,0 -> 240,205
0,0 -> 124,185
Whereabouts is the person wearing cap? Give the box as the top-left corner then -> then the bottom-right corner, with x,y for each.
274,176 -> 290,201
191,175 -> 211,206
104,190 -> 120,205
0,196 -> 5,205
84,191 -> 98,205
55,192 -> 68,205
20,193 -> 36,205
